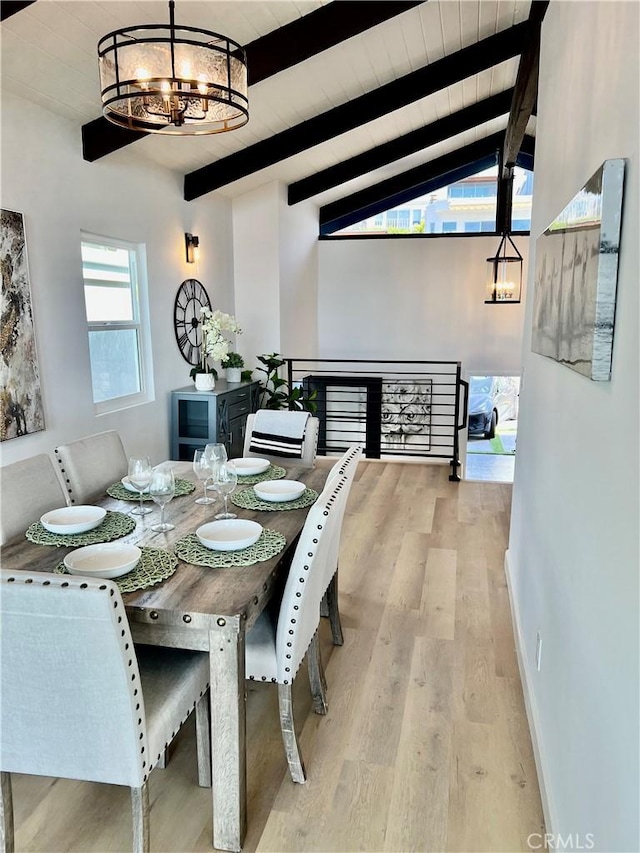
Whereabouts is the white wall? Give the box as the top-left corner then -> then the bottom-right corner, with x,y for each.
1,93 -> 234,467
318,235 -> 528,376
232,181 -> 319,368
279,188 -> 319,359
232,182 -> 281,366
507,3 -> 639,850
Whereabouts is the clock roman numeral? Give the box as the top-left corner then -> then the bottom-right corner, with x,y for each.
178,331 -> 189,349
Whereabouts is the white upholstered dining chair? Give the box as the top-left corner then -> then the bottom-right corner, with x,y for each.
0,454 -> 68,546
243,413 -> 319,469
0,571 -> 211,853
321,444 -> 363,645
244,471 -> 352,783
54,430 -> 128,504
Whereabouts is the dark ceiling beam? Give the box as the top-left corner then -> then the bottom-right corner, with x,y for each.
184,21 -> 530,200
502,0 -> 549,174
1,1 -> 37,21
515,133 -> 536,172
319,132 -> 505,234
82,1 -> 424,162
288,88 -> 514,204
247,1 -> 424,86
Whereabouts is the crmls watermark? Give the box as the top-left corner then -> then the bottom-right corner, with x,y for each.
527,833 -> 595,851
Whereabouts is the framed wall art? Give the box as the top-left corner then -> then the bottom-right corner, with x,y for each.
1,209 -> 45,440
531,159 -> 625,381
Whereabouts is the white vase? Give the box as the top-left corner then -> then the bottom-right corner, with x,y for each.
226,367 -> 242,383
194,372 -> 215,391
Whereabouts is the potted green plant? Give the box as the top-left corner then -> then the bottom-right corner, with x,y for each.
225,351 -> 244,383
255,353 -> 317,412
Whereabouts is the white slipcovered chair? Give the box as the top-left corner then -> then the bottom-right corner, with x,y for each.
320,445 -> 363,645
54,430 -> 128,504
245,471 -> 352,783
243,413 -> 319,470
0,454 -> 68,546
0,571 -> 211,853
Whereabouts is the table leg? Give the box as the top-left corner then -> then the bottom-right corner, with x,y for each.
209,619 -> 247,852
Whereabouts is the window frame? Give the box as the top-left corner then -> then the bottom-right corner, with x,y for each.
80,232 -> 154,416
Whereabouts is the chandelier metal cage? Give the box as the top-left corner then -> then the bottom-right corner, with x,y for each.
98,1 -> 248,135
485,233 -> 523,303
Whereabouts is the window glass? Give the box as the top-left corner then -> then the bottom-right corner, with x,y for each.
331,165 -> 532,236
511,169 -> 533,232
81,236 -> 153,412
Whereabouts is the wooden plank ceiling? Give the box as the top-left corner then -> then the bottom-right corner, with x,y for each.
1,0 -> 543,224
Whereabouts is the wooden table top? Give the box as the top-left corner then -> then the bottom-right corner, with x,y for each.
1,460 -> 331,631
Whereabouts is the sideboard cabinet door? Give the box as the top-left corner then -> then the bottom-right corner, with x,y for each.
170,380 -> 260,461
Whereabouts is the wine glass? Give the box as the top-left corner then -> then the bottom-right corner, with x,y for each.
149,465 -> 175,533
193,449 -> 216,505
212,462 -> 238,520
204,443 -> 228,492
128,456 -> 153,516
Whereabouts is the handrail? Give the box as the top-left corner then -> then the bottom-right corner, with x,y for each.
283,358 -> 466,481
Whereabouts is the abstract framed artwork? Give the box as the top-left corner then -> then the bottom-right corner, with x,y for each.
1,209 -> 45,440
531,158 -> 625,381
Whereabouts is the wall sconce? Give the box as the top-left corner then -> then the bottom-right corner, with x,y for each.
485,234 -> 523,303
185,233 -> 200,264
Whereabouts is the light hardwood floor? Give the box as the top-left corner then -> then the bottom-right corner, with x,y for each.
9,461 -> 544,852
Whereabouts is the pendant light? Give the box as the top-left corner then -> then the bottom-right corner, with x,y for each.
485,163 -> 523,304
98,1 -> 248,135
485,233 -> 523,303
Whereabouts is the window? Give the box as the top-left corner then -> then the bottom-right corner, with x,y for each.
397,209 -> 410,229
512,219 -> 531,231
329,165 -> 533,237
81,235 -> 153,414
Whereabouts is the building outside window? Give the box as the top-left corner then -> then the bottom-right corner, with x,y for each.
442,221 -> 457,233
81,235 -> 153,414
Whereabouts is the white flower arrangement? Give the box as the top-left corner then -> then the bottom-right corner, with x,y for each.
198,307 -> 241,371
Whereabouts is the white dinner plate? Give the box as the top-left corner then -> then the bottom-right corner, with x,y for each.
253,480 -> 306,503
63,543 -> 142,579
121,476 -> 150,493
196,519 -> 263,552
229,458 -> 270,476
40,505 -> 107,535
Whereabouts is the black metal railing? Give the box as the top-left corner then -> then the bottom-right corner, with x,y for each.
284,359 -> 469,481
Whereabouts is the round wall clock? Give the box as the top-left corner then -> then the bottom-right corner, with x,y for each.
173,279 -> 212,366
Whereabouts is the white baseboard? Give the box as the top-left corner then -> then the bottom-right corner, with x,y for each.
504,548 -> 557,836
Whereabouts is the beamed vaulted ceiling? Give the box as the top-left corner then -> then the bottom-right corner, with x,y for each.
1,1 -> 545,232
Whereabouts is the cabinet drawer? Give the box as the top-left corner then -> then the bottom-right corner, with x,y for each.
228,395 -> 250,418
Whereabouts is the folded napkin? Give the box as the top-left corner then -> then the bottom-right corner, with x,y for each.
249,411 -> 310,458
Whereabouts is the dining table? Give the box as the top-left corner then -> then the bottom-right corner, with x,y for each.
1,458 -> 331,852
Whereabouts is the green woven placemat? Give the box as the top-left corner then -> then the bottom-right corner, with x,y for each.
235,464 -> 287,486
53,546 -> 178,593
26,511 -> 136,547
231,487 -> 318,512
106,478 -> 196,502
174,529 -> 286,568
